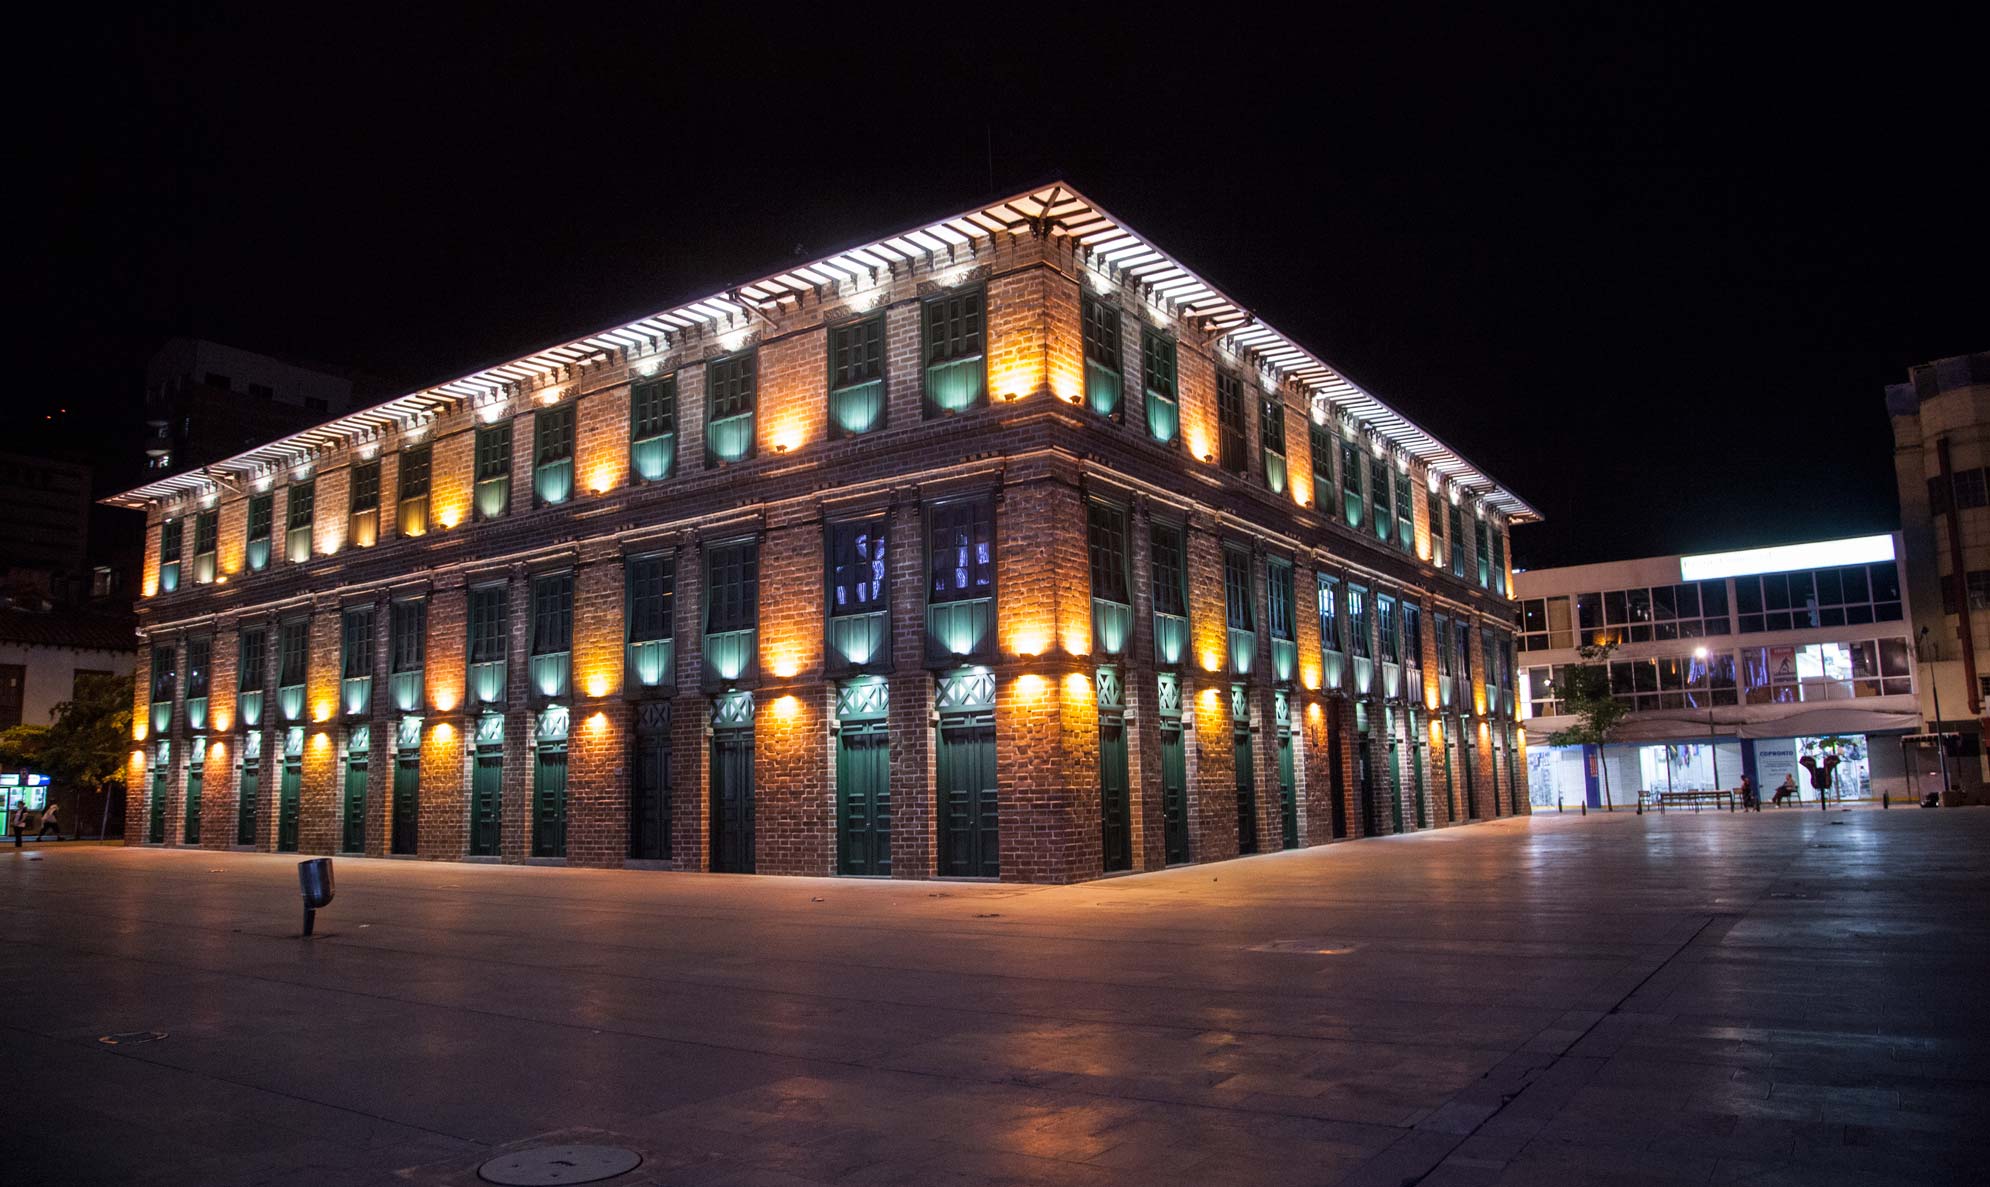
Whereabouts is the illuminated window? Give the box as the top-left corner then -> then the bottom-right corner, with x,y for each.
1087,502 -> 1130,605
631,373 -> 678,478
349,459 -> 380,547
1222,545 -> 1253,632
285,480 -> 314,563
533,405 -> 576,505
474,422 -> 512,520
828,319 -> 885,437
1342,437 -> 1365,529
1150,522 -> 1187,618
705,353 -> 757,464
1266,558 -> 1294,643
829,520 -> 888,616
705,541 -> 759,634
627,554 -> 675,643
1142,329 -> 1177,443
246,494 -> 272,572
467,587 -> 508,666
1403,601 -> 1424,671
238,628 -> 265,690
390,600 -> 426,674
1215,370 -> 1246,474
922,289 -> 985,416
1319,575 -> 1343,654
1080,295 -> 1123,420
186,636 -> 211,700
192,510 -> 217,583
158,518 -> 182,592
1260,396 -> 1287,494
397,444 -> 431,536
927,498 -> 994,604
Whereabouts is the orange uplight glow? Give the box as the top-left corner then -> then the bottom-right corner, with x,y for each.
213,711 -> 232,732
1016,673 -> 1048,700
771,424 -> 807,455
437,507 -> 462,529
1301,664 -> 1321,691
313,702 -> 333,723
1199,650 -> 1221,673
1199,687 -> 1221,712
590,466 -> 617,494
1011,628 -> 1049,658
142,580 -> 158,598
1306,701 -> 1322,721
433,721 -> 455,743
772,694 -> 799,721
209,741 -> 227,761
431,685 -> 459,712
586,672 -> 612,698
1063,672 -> 1090,702
133,722 -> 147,742
1429,717 -> 1444,745
311,731 -> 330,751
586,710 -> 608,734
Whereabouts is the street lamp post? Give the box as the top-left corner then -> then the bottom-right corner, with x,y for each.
1695,646 -> 1720,799
1919,626 -> 1953,802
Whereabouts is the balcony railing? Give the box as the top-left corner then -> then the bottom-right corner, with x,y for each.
829,381 -> 884,436
926,356 -> 984,414
828,610 -> 888,670
1153,611 -> 1188,668
926,598 -> 993,665
706,413 -> 754,464
1227,627 -> 1256,676
529,651 -> 571,700
632,432 -> 675,481
1092,599 -> 1132,658
1272,638 -> 1297,685
703,628 -> 757,686
626,638 -> 674,691
389,670 -> 423,713
469,659 -> 507,707
1086,361 -> 1121,419
341,675 -> 372,717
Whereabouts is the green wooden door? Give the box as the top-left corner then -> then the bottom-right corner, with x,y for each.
342,757 -> 367,853
1234,728 -> 1258,855
236,762 -> 259,846
1461,731 -> 1479,819
391,753 -> 419,855
938,710 -> 997,877
1277,731 -> 1297,849
277,758 -> 300,852
1100,713 -> 1130,873
1356,734 -> 1378,836
470,749 -> 503,856
1329,714 -> 1349,839
533,745 -> 567,857
1407,711 -> 1428,829
148,769 -> 167,843
1160,723 -> 1189,864
1385,708 -> 1405,834
710,727 -> 755,873
837,719 -> 890,875
629,708 -> 670,861
183,767 -> 203,845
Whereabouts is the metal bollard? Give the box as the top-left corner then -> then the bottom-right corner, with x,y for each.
298,858 -> 335,937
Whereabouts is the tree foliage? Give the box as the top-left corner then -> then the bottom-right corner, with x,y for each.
39,673 -> 133,793
0,724 -> 49,768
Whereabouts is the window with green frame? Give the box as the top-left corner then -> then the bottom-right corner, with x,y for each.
1449,500 -> 1467,579
705,353 -> 757,464
1149,519 -> 1189,666
1368,452 -> 1391,543
1377,594 -> 1398,664
285,480 -> 314,563
827,519 -> 889,670
186,635 -> 211,700
922,289 -> 985,415
533,404 -> 576,505
827,318 -> 885,437
1087,501 -> 1131,655
1427,486 -> 1446,570
529,572 -> 573,699
467,584 -> 508,706
1347,584 -> 1370,659
1267,559 -> 1294,642
246,493 -> 272,572
1260,395 -> 1287,494
349,459 -> 380,548
277,618 -> 307,722
341,606 -> 374,715
239,628 -> 265,687
1318,574 -> 1342,654
1489,518 -> 1507,595
474,422 -> 512,520
1216,370 -> 1247,473
192,509 -> 217,584
1395,466 -> 1414,553
1340,436 -> 1363,528
1223,546 -> 1254,632
398,444 -> 431,537
1476,511 -> 1492,589
1142,328 -> 1178,443
703,539 -> 759,684
626,552 -> 674,689
1309,419 -> 1334,511
1081,294 -> 1122,420
1403,600 -> 1424,672
158,518 -> 182,592
630,373 -> 677,479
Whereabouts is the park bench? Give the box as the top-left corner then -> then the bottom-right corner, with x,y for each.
1640,788 -> 1736,813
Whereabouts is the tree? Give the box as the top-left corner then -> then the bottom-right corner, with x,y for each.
1547,643 -> 1630,811
39,673 -> 133,797
0,724 -> 49,768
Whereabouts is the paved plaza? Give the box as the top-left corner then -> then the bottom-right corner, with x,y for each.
4,807 -> 1988,1186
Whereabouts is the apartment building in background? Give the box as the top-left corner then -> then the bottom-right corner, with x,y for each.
107,184 -> 1531,881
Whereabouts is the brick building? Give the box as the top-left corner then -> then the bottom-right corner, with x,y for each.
106,184 -> 1533,883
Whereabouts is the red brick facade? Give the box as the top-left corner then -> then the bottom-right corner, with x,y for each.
122,204 -> 1528,883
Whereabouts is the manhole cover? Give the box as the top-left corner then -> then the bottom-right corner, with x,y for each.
478,1145 -> 641,1185
98,1031 -> 166,1046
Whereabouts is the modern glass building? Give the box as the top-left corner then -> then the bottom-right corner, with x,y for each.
1515,533 -> 1919,808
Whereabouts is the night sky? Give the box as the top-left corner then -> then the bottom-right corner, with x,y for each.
23,9 -> 1982,569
